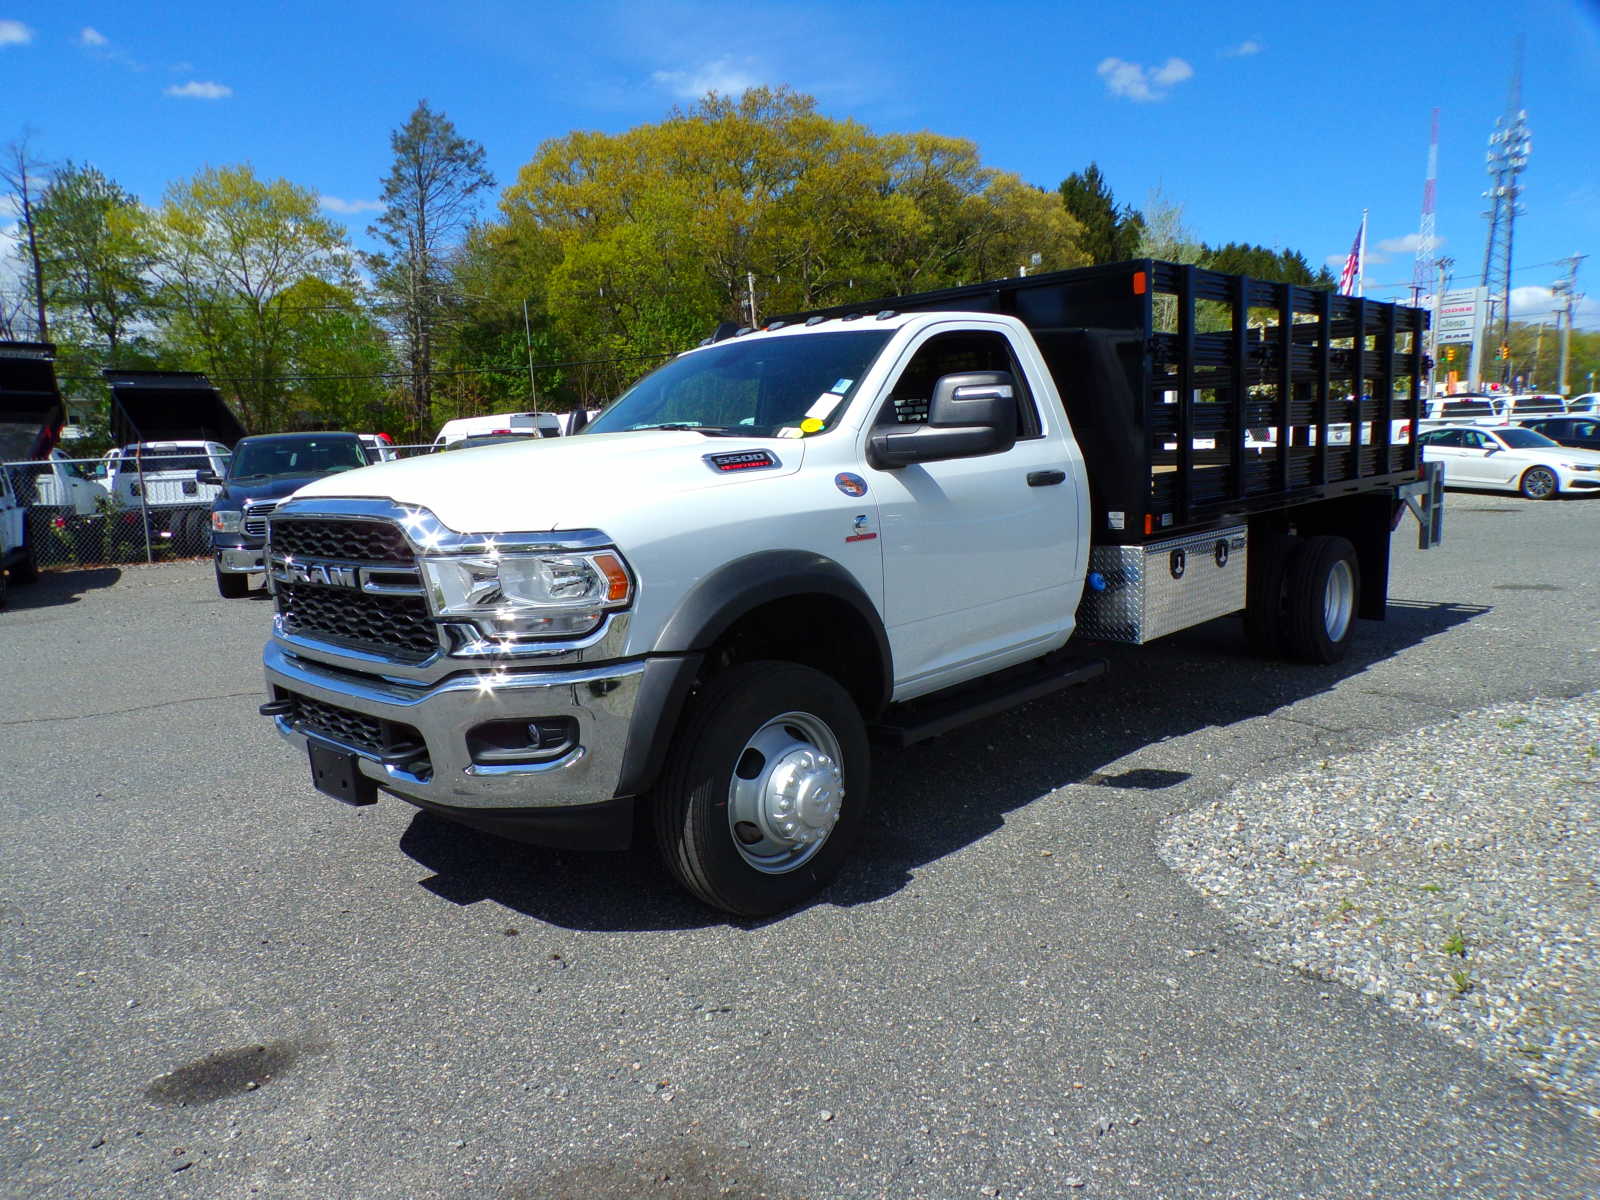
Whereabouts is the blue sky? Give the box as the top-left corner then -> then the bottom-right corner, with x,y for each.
4,0 -> 1598,325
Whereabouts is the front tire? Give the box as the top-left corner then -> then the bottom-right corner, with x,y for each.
10,547 -> 37,585
653,661 -> 868,917
1519,466 -> 1558,500
216,562 -> 250,598
1283,535 -> 1360,665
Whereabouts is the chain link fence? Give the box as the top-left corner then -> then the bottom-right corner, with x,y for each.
3,445 -> 437,572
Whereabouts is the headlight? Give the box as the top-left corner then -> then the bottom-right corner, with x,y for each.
211,509 -> 242,533
420,549 -> 632,638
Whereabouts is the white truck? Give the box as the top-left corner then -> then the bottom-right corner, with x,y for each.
102,370 -> 244,555
0,340 -> 64,604
259,261 -> 1443,915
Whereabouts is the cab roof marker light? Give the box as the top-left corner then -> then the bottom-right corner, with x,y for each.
766,320 -> 787,332
805,315 -> 826,326
735,326 -> 752,336
875,310 -> 897,320
841,312 -> 863,322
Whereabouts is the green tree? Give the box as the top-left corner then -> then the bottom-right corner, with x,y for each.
498,87 -> 1085,401
1203,241 -> 1333,287
1058,163 -> 1144,265
149,164 -> 356,431
32,162 -> 154,362
368,101 -> 494,437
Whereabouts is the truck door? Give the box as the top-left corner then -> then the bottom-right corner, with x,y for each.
863,325 -> 1081,696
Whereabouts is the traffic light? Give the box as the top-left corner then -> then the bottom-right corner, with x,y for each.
1445,346 -> 1455,362
1499,342 -> 1510,361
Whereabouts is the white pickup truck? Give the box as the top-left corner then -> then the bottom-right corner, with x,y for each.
260,261 -> 1442,915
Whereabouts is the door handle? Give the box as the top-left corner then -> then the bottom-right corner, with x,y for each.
1027,470 -> 1066,487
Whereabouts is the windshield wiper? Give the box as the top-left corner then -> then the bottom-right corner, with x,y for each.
630,423 -> 752,437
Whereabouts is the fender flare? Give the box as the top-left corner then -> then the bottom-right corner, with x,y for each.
614,551 -> 892,800
653,549 -> 892,703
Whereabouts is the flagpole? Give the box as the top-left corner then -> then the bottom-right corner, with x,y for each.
1357,209 -> 1368,298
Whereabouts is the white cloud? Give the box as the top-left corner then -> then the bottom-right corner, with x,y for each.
78,26 -> 108,47
652,56 -> 762,99
0,19 -> 32,47
1223,39 -> 1263,57
1376,232 -> 1447,256
319,195 -> 383,215
165,80 -> 232,100
1098,56 -> 1194,102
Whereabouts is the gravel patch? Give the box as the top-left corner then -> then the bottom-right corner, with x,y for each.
1161,691 -> 1600,1118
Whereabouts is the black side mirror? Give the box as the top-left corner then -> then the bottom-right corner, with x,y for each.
196,470 -> 222,486
869,371 -> 1020,469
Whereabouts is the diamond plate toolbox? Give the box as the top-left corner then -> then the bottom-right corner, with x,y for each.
1076,525 -> 1248,644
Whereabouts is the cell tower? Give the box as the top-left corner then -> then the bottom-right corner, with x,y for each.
1481,38 -> 1531,366
1411,108 -> 1439,308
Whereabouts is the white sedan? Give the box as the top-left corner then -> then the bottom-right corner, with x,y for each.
1418,424 -> 1600,499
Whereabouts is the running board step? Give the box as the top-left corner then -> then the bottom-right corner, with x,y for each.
870,654 -> 1106,749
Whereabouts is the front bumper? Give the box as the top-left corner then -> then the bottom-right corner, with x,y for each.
216,543 -> 266,573
262,639 -> 646,814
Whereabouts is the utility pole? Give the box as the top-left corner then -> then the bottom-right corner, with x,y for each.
1480,38 -> 1530,383
746,271 -> 758,328
521,298 -> 539,424
1552,254 -> 1585,396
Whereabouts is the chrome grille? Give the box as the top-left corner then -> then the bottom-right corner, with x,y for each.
243,501 -> 277,538
277,582 -> 439,661
270,516 -> 414,563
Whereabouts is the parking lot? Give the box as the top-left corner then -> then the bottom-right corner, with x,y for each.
2,491 -> 1597,1199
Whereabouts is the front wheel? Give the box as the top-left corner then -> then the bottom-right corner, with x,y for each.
10,547 -> 37,585
215,562 -> 250,598
653,661 -> 869,917
1519,466 -> 1559,500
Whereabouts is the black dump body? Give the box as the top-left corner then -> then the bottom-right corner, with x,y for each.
104,369 -> 247,449
0,341 -> 66,462
779,260 -> 1429,546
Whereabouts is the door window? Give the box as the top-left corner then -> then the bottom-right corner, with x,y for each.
878,330 -> 1041,438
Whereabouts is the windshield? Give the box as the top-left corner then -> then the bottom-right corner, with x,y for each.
229,437 -> 368,479
584,330 -> 894,438
118,447 -> 215,473
1494,428 -> 1559,450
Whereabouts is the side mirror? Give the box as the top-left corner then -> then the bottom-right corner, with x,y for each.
868,371 -> 1020,469
196,470 -> 222,486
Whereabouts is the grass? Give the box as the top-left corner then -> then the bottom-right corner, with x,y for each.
1442,929 -> 1468,959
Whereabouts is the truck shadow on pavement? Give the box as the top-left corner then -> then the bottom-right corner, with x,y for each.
398,598 -> 1488,932
2,566 -> 122,611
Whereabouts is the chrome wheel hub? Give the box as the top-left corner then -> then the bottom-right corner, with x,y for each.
727,711 -> 844,874
1323,559 -> 1355,642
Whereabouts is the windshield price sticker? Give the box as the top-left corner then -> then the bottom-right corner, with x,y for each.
806,392 -> 845,420
832,379 -> 853,393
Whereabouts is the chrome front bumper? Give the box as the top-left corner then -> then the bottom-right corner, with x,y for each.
218,546 -> 266,573
262,639 -> 645,811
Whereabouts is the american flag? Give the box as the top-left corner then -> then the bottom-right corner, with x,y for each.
1337,212 -> 1367,297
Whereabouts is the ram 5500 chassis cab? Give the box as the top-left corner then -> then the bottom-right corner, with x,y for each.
260,261 -> 1442,915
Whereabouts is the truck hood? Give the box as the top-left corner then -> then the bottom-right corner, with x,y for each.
218,470 -> 357,507
289,430 -> 806,532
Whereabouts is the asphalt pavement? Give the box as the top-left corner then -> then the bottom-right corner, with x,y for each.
1,490 -> 1597,1199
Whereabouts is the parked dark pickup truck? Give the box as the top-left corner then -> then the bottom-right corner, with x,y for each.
206,432 -> 370,598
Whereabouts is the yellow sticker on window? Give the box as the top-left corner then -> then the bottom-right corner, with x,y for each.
800,417 -> 825,434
